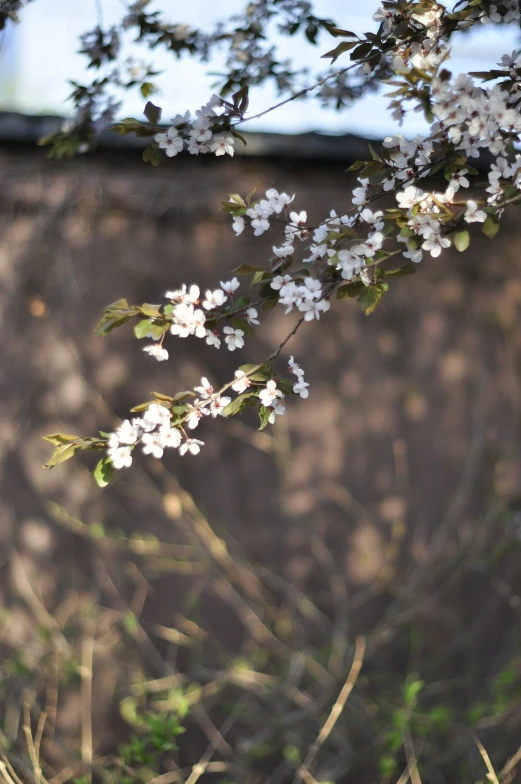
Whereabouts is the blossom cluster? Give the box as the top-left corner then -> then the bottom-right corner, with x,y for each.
104,357 -> 312,471
43,1 -> 521,485
155,95 -> 235,158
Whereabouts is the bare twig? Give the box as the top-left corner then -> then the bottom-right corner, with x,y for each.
80,636 -> 94,784
294,636 -> 366,783
475,736 -> 500,784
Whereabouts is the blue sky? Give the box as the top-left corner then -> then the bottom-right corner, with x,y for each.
1,0 -> 520,138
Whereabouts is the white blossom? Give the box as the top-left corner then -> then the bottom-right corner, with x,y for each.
268,401 -> 285,424
288,356 -> 304,377
293,378 -> 310,398
266,189 -> 294,213
187,406 -> 203,430
245,307 -> 260,325
223,326 -> 245,351
170,303 -> 206,338
209,396 -> 231,416
397,186 -> 424,209
220,277 -> 240,295
202,289 -> 227,310
116,419 -> 139,445
155,127 -> 184,157
194,377 -> 214,399
232,370 -> 252,394
232,216 -> 245,236
108,445 -> 133,469
422,234 -> 451,257
165,284 -> 200,304
270,274 -> 292,291
142,431 -> 165,459
259,380 -> 283,407
205,329 -> 221,349
464,201 -> 487,223
143,403 -> 171,431
179,438 -> 204,455
143,344 -> 169,361
161,426 -> 182,448
210,134 -> 235,157
273,244 -> 294,258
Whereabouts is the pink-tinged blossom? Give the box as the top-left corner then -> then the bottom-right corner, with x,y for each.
210,396 -> 231,417
422,234 -> 451,257
232,370 -> 251,394
205,329 -> 221,349
464,201 -> 487,223
220,277 -> 240,295
194,377 -> 214,399
187,406 -> 203,430
155,127 -> 184,157
271,274 -> 292,290
210,134 -> 234,156
288,356 -> 304,377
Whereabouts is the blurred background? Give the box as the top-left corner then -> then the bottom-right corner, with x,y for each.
1,3 -> 521,784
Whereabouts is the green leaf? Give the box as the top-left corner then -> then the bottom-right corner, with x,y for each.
453,229 -> 470,252
45,443 -> 81,468
231,296 -> 251,311
387,264 -> 417,277
94,456 -> 114,488
138,303 -> 162,317
321,40 -> 356,63
251,269 -> 270,287
277,379 -> 293,396
238,363 -> 270,381
358,285 -> 383,315
404,679 -> 424,706
130,400 -> 156,413
222,394 -> 253,417
171,390 -> 196,402
96,315 -> 132,336
233,263 -> 265,275
232,317 -> 253,338
43,433 -> 81,445
258,406 -> 272,431
346,159 -> 367,172
337,281 -> 364,299
143,101 -> 162,126
323,24 -> 357,38
482,215 -> 500,239
350,42 -> 372,60
134,318 -> 156,339
262,297 -> 278,313
140,82 -> 155,98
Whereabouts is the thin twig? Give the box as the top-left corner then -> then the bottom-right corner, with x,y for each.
294,636 -> 366,783
80,637 -> 94,784
475,736 -> 500,784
